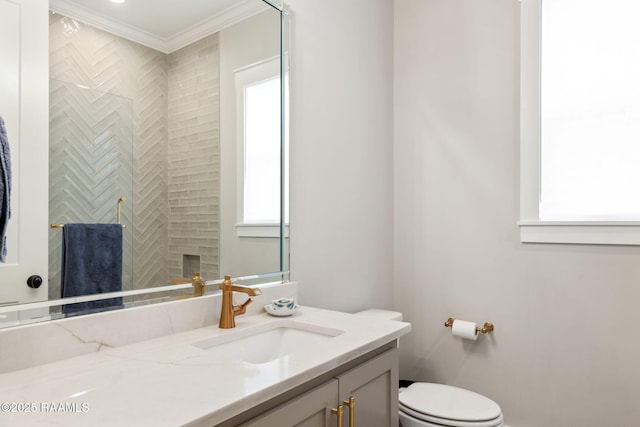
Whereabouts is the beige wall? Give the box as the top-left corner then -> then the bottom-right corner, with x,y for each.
394,0 -> 640,425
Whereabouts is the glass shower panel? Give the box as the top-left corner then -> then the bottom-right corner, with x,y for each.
48,79 -> 134,302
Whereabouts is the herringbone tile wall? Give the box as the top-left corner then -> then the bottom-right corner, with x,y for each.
49,79 -> 135,299
48,12 -> 220,299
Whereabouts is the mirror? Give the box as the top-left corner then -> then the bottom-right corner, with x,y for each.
0,0 -> 289,324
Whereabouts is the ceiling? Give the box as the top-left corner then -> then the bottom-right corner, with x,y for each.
49,0 -> 269,53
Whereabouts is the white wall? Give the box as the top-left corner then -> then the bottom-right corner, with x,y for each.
394,1 -> 640,426
287,0 -> 394,312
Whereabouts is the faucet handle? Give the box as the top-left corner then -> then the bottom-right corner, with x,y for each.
220,275 -> 233,289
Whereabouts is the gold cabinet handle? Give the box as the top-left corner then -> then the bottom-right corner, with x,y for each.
331,404 -> 344,427
343,396 -> 355,427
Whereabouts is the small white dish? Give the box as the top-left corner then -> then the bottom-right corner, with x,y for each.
272,297 -> 296,310
265,304 -> 299,317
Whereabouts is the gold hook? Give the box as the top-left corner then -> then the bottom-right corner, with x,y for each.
117,196 -> 126,225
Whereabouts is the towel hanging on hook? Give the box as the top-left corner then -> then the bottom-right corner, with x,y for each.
0,115 -> 12,263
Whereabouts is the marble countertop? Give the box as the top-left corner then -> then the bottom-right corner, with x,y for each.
0,306 -> 411,426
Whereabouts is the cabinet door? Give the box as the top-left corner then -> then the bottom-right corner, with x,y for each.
337,348 -> 399,427
0,0 -> 49,306
242,379 -> 340,427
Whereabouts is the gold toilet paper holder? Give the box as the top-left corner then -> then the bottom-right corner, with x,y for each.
444,317 -> 494,334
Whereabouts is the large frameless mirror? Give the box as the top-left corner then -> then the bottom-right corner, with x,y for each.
0,0 -> 289,327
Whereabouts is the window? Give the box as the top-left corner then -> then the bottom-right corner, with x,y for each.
520,0 -> 640,244
235,57 -> 288,238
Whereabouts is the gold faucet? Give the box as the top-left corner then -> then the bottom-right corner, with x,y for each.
190,272 -> 205,297
175,272 -> 206,300
219,275 -> 262,329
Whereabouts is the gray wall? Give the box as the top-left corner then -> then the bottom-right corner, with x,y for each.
288,0 -> 640,425
393,0 -> 640,426
288,0 -> 395,311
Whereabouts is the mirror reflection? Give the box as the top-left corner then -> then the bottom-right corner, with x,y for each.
0,0 -> 288,323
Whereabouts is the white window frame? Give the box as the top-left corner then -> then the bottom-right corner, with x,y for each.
519,0 -> 640,245
234,56 -> 287,238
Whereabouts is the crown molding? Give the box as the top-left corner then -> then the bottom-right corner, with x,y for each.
49,0 -> 269,54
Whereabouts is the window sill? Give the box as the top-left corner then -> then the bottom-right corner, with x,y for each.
518,221 -> 640,245
236,224 -> 289,238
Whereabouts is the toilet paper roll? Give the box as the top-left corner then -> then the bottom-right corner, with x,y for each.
451,320 -> 478,341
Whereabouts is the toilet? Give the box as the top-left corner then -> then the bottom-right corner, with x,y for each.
354,309 -> 504,427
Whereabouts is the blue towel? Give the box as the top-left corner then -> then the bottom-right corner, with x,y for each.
0,116 -> 12,263
61,224 -> 123,316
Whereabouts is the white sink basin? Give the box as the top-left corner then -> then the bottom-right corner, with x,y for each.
193,321 -> 344,364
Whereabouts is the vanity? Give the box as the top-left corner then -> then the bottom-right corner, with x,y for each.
0,289 -> 410,426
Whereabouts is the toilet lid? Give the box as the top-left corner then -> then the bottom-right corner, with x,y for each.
399,383 -> 502,423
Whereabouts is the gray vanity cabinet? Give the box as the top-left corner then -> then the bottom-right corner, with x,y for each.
337,347 -> 399,426
240,347 -> 399,427
241,379 -> 339,427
